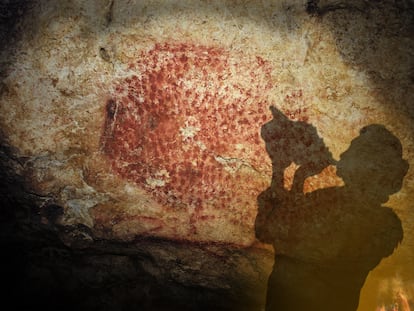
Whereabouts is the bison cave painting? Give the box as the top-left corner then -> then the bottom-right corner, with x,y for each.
256,117 -> 409,311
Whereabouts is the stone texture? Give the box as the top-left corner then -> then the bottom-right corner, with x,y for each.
1,0 -> 414,310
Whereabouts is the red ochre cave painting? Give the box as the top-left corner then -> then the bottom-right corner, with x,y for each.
100,42 -> 307,230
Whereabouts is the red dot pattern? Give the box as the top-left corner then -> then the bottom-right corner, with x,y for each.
101,42 -> 276,226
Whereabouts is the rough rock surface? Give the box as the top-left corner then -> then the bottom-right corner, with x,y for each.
1,0 -> 414,310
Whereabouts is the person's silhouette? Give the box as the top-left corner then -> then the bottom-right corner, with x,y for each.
256,122 -> 409,311
261,106 -> 335,196
256,106 -> 335,244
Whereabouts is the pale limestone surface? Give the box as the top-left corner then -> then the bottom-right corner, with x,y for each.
1,0 -> 413,309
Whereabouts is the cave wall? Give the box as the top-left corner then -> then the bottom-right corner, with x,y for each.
1,0 -> 413,310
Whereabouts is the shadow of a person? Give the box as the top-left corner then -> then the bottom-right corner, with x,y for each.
256,106 -> 336,244
261,106 -> 336,196
256,117 -> 409,311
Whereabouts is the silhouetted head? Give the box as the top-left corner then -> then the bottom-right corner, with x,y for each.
336,124 -> 409,203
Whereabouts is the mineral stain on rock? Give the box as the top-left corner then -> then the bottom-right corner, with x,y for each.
105,98 -> 116,119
